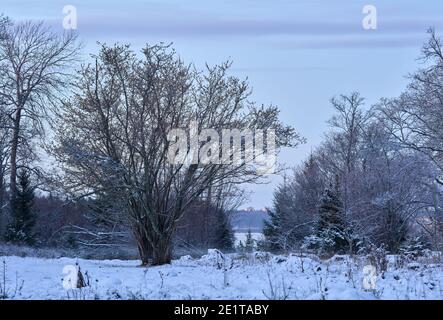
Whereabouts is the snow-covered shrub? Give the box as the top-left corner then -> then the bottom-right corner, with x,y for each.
364,244 -> 389,277
175,255 -> 194,266
399,236 -> 431,260
272,255 -> 287,264
302,233 -> 341,258
200,249 -> 226,269
253,251 -> 272,263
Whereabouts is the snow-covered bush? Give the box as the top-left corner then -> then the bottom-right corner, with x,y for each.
399,236 -> 431,260
200,249 -> 226,269
364,244 -> 389,277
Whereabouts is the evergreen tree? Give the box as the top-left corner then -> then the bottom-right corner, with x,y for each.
237,240 -> 245,251
399,235 -> 431,259
264,160 -> 321,252
4,169 -> 36,245
213,208 -> 234,250
244,229 -> 255,252
263,179 -> 297,251
304,184 -> 349,255
263,206 -> 283,251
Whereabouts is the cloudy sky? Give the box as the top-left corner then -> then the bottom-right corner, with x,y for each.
3,0 -> 443,208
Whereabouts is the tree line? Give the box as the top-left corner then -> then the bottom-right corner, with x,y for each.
1,15 -> 442,264
263,29 -> 443,256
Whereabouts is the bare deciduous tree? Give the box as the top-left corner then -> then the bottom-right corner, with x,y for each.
377,29 -> 443,248
0,102 -> 10,232
0,19 -> 80,204
378,29 -> 443,183
51,43 -> 302,265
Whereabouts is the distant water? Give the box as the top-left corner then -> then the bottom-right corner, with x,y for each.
230,210 -> 269,233
234,232 -> 264,246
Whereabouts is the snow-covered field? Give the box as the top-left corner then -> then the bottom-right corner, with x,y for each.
1,250 -> 442,300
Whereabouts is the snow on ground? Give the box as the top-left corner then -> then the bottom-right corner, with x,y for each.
1,250 -> 442,300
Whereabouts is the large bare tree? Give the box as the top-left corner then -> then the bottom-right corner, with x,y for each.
378,29 -> 443,184
377,29 -> 443,247
0,19 -> 79,204
0,15 -> 10,232
51,43 -> 302,265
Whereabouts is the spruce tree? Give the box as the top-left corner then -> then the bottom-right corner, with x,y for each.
305,185 -> 348,255
263,207 -> 282,251
263,179 -> 295,251
5,169 -> 36,245
213,208 -> 234,250
244,229 -> 255,252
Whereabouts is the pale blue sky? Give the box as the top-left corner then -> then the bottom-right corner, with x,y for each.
3,0 -> 443,208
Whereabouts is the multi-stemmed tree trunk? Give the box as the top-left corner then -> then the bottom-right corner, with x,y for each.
132,224 -> 153,266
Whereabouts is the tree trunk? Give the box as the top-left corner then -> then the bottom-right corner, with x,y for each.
9,109 -> 22,202
134,226 -> 172,266
133,226 -> 153,266
151,235 -> 172,265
